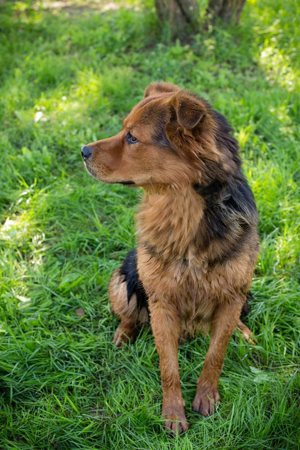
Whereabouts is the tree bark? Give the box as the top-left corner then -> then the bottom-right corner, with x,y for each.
207,0 -> 246,24
155,0 -> 199,40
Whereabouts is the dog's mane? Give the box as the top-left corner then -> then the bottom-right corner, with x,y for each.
186,105 -> 258,264
212,109 -> 241,167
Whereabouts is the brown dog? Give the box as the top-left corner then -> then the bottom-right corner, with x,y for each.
82,82 -> 259,433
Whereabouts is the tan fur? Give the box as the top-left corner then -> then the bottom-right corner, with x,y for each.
83,82 -> 259,433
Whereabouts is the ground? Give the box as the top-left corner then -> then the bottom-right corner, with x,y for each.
0,0 -> 299,448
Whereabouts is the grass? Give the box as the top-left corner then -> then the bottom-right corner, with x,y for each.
0,0 -> 299,448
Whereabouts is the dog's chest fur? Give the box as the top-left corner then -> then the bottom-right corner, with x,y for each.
137,187 -> 241,336
136,186 -> 253,337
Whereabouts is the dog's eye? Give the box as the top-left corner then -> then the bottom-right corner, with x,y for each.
126,132 -> 138,145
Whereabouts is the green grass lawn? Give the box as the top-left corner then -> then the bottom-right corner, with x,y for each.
0,0 -> 299,448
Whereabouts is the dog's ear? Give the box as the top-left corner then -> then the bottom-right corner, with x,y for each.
144,82 -> 180,98
170,91 -> 206,130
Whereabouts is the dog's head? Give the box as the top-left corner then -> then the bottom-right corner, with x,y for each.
82,82 -> 239,189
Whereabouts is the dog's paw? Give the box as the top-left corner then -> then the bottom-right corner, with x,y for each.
192,383 -> 220,417
163,404 -> 188,434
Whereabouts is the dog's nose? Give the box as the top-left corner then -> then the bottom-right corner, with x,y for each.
81,145 -> 93,160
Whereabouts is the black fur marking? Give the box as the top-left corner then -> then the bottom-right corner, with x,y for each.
120,249 -> 148,311
193,106 -> 257,253
194,175 -> 257,256
223,176 -> 257,217
118,180 -> 135,185
212,110 -> 241,167
207,223 -> 251,267
193,180 -> 224,199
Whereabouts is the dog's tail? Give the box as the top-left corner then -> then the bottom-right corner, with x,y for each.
241,291 -> 253,320
238,292 -> 256,344
237,320 -> 256,344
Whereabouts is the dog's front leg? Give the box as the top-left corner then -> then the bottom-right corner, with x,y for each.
150,301 -> 188,434
193,300 -> 243,416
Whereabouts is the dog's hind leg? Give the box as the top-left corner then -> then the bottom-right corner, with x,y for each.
109,250 -> 149,347
109,270 -> 140,347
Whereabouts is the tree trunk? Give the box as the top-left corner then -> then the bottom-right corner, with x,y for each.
155,0 -> 199,40
207,0 -> 246,24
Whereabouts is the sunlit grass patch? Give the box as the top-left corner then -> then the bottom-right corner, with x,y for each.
259,44 -> 297,92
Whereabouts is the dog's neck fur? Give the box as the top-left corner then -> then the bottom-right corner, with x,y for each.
137,185 -> 205,258
137,171 -> 257,266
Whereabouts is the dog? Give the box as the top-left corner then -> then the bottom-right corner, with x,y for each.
81,82 -> 259,433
